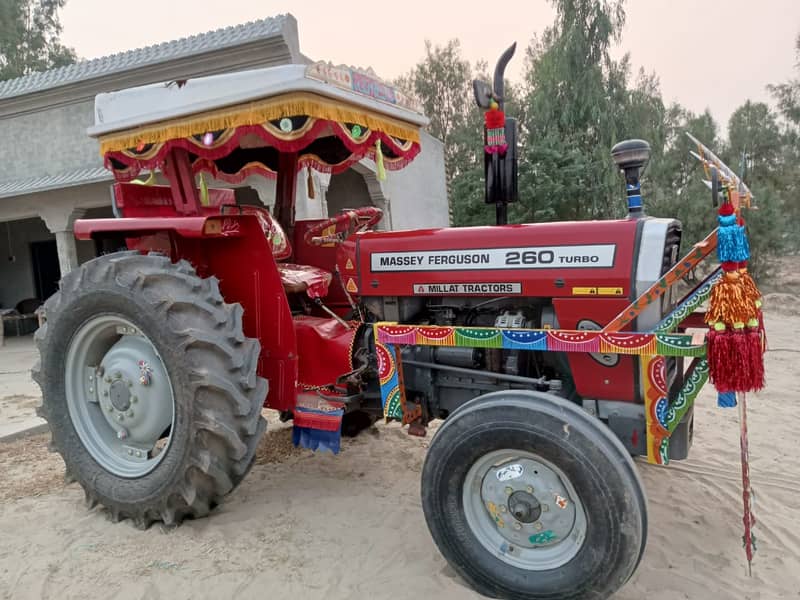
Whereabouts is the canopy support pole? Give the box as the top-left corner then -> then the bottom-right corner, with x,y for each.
274,152 -> 299,238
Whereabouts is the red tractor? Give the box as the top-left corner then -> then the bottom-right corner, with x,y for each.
35,47 -> 728,599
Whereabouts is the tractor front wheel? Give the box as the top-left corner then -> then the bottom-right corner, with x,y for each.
32,252 -> 267,527
421,390 -> 647,600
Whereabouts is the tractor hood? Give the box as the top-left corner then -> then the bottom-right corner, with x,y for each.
351,217 -> 681,305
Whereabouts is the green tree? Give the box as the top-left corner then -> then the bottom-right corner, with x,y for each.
516,0 -> 630,223
768,32 -> 800,129
724,101 -> 794,269
0,0 -> 75,81
767,31 -> 800,251
396,40 -> 476,177
397,41 -> 513,226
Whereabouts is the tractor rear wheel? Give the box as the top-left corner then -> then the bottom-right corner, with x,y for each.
32,251 -> 267,527
421,390 -> 647,600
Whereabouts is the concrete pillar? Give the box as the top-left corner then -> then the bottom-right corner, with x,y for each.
54,230 -> 80,274
41,207 -> 86,276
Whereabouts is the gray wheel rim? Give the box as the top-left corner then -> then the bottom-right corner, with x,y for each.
64,314 -> 175,478
462,449 -> 587,571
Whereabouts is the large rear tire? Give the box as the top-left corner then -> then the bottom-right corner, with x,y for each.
32,252 -> 267,527
421,391 -> 647,600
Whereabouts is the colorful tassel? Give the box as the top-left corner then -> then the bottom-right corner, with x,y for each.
199,173 -> 209,206
717,203 -> 749,262
375,139 -> 386,181
707,325 -> 738,393
743,323 -> 765,391
307,167 -> 315,199
484,99 -> 508,154
292,405 -> 344,454
132,170 -> 156,186
738,217 -> 751,260
705,265 -> 758,327
737,264 -> 761,305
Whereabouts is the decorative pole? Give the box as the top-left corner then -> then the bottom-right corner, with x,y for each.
689,133 -> 765,575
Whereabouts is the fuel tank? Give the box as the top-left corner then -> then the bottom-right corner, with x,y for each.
349,219 -> 664,300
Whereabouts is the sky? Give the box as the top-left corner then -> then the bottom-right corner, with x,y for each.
59,1 -> 800,133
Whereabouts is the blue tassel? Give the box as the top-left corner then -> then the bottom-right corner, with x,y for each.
739,224 -> 751,260
717,391 -> 737,408
292,426 -> 342,454
716,214 -> 739,262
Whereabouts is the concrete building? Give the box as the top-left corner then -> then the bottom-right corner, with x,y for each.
0,14 -> 447,316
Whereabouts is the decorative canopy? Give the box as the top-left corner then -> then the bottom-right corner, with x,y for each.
89,63 -> 427,183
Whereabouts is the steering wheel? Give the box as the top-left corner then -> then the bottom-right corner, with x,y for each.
305,206 -> 383,246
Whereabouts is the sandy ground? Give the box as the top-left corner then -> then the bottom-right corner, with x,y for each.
0,337 -> 42,439
1,305 -> 799,599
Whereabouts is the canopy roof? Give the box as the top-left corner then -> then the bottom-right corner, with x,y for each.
91,63 -> 428,183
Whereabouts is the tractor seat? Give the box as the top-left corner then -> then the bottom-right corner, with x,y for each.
276,263 -> 332,299
240,205 -> 332,299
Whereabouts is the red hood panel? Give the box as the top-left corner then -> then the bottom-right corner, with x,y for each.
355,220 -> 639,298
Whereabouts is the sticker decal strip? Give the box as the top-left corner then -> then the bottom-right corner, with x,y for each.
413,283 -> 522,295
371,244 -> 616,272
374,323 -> 706,357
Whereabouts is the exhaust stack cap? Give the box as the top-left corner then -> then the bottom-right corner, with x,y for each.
611,139 -> 651,171
611,139 -> 650,218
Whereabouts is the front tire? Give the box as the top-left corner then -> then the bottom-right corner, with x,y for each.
421,391 -> 647,600
32,252 -> 267,527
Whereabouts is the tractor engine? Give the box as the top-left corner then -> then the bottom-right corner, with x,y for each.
341,214 -> 685,455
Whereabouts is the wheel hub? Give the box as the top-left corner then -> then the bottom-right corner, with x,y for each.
109,380 -> 131,412
463,450 -> 588,571
65,315 -> 175,478
96,335 -> 173,451
479,457 -> 578,550
508,490 -> 541,523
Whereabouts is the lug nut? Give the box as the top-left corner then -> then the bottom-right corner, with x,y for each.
117,414 -> 124,422
114,371 -> 121,379
127,380 -> 133,388
127,410 -> 134,418
88,375 -> 93,381
542,504 -> 550,512
117,428 -> 128,440
135,451 -> 142,458
500,505 -> 507,513
105,376 -> 112,383
127,449 -> 133,455
534,522 -> 543,531
103,390 -> 109,397
131,396 -> 138,404
88,387 -> 94,394
105,404 -> 113,412
513,522 -> 522,531
526,485 -> 534,494
505,486 -> 514,496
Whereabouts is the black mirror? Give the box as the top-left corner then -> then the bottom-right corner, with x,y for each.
485,118 -> 518,207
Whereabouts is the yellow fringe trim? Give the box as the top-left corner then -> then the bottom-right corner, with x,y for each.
99,92 -> 421,155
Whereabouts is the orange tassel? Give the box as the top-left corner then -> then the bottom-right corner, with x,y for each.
738,267 -> 761,305
307,168 -> 315,199
705,270 -> 758,326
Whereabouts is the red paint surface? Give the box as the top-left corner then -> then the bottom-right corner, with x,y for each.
553,298 -> 637,402
75,213 -> 299,412
293,316 -> 356,389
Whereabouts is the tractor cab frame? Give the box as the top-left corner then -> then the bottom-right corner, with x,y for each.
76,63 -> 427,415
